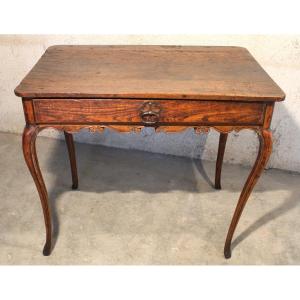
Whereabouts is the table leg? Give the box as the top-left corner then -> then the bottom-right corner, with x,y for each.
215,133 -> 228,189
22,125 -> 52,256
64,131 -> 78,190
224,129 -> 272,259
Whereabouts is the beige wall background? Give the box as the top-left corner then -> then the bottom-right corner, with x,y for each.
0,35 -> 300,172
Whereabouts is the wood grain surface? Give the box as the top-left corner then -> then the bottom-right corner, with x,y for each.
15,45 -> 285,101
33,99 -> 265,125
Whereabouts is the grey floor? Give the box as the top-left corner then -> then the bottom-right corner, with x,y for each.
0,131 -> 300,265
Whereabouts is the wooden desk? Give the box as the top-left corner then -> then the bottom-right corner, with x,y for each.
15,45 -> 285,258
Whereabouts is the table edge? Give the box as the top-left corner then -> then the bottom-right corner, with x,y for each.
14,90 -> 286,102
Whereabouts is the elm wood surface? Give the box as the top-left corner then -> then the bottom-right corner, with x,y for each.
15,45 -> 285,258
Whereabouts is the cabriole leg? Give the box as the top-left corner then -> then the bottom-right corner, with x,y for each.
224,129 -> 272,258
215,133 -> 228,189
64,131 -> 78,190
22,125 -> 52,256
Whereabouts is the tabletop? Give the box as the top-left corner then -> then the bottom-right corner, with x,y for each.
15,45 -> 285,101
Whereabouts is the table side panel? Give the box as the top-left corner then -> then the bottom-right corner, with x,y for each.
32,99 -> 265,126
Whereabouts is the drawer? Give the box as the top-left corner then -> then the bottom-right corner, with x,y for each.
33,99 -> 265,125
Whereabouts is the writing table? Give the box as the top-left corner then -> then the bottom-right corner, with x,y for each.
15,45 -> 285,258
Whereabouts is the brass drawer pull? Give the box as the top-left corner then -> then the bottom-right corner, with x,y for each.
140,102 -> 161,125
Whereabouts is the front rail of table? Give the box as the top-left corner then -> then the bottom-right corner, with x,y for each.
21,97 -> 273,258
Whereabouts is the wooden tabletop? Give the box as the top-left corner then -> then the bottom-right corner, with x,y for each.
15,45 -> 285,101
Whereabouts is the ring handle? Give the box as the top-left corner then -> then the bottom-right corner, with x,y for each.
140,111 -> 160,125
140,102 -> 161,125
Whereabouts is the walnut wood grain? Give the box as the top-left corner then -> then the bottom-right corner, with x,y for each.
263,102 -> 275,129
22,125 -> 52,255
224,129 -> 273,258
22,100 -> 35,124
15,45 -> 285,101
33,99 -> 265,125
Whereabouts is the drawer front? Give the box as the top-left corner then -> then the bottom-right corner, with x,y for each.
33,99 -> 265,125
